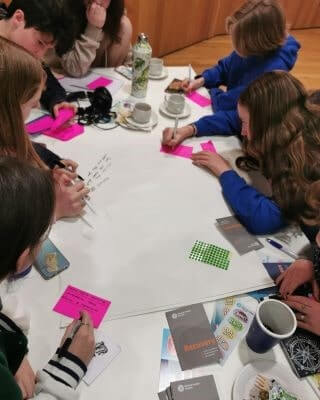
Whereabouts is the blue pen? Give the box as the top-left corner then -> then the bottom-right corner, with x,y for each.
266,238 -> 299,260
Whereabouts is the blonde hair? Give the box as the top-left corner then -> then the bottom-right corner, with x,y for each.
238,70 -> 320,226
226,0 -> 286,57
0,36 -> 46,168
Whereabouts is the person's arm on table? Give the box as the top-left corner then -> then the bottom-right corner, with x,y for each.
59,1 -> 107,77
283,295 -> 320,336
41,65 -> 77,118
162,110 -> 241,148
190,152 -> 286,235
219,169 -> 286,234
193,110 -> 241,137
276,232 -> 320,300
182,53 -> 233,93
34,311 -> 95,400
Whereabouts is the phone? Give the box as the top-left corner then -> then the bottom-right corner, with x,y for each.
34,238 -> 70,280
115,65 -> 132,80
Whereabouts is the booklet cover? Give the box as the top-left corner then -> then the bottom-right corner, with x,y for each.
171,375 -> 219,400
281,328 -> 320,378
216,216 -> 263,255
166,303 -> 221,371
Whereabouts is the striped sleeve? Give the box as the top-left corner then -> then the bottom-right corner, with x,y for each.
43,349 -> 87,389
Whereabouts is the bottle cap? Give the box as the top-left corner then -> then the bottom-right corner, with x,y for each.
138,33 -> 149,42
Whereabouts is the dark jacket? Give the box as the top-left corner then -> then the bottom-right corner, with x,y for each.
41,64 -> 67,113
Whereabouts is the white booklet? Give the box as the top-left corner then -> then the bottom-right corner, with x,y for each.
84,331 -> 121,385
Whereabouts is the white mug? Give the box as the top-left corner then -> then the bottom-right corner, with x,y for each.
164,94 -> 185,114
150,58 -> 164,76
132,102 -> 152,124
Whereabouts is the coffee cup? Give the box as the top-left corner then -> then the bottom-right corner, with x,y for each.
246,299 -> 297,353
149,58 -> 164,76
164,94 -> 185,114
132,102 -> 152,124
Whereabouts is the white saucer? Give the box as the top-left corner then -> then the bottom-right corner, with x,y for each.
149,68 -> 169,80
232,360 -> 304,400
159,101 -> 191,119
119,110 -> 158,131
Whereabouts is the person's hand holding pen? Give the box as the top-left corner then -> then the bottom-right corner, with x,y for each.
162,125 -> 194,148
53,170 -> 90,220
181,77 -> 204,94
59,311 -> 95,366
53,159 -> 84,181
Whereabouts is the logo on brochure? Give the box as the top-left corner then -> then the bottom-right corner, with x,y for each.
171,309 -> 191,319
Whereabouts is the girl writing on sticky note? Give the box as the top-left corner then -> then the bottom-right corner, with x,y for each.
0,156 -> 95,399
46,0 -> 132,77
0,37 -> 88,219
191,71 -> 320,335
162,0 -> 300,146
191,71 -> 320,236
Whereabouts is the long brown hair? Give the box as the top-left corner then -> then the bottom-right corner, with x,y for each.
67,0 -> 125,44
0,36 -> 45,168
238,70 -> 320,225
226,0 -> 286,57
0,156 -> 55,280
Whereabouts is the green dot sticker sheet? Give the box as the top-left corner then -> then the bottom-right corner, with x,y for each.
189,240 -> 231,270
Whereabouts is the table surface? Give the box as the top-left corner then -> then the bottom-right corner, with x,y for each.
2,67 -> 317,400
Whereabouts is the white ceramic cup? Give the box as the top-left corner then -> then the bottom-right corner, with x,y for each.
164,94 -> 185,114
149,58 -> 164,76
132,102 -> 152,124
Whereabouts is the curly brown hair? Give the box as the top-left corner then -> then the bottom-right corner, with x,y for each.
238,70 -> 320,226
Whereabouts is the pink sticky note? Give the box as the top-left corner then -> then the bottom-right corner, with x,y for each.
53,285 -> 111,328
200,140 -> 217,153
87,76 -> 112,90
51,108 -> 75,131
26,115 -> 54,134
161,144 -> 193,159
43,123 -> 84,141
186,91 -> 211,108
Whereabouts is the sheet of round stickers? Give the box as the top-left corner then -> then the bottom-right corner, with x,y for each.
189,240 -> 231,270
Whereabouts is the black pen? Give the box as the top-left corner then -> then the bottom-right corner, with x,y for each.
58,319 -> 82,358
55,160 -> 84,181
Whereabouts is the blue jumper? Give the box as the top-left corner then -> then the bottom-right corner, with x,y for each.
219,170 -> 286,235
194,35 -> 301,136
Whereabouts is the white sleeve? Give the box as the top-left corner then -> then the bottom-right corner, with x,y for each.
0,294 -> 30,335
33,350 -> 87,400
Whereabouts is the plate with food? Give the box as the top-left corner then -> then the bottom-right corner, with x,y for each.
233,360 -> 304,400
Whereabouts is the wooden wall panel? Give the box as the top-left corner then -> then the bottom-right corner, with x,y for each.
156,0 -> 216,56
279,0 -> 320,29
208,0 -> 320,37
125,0 -> 162,55
126,0 -> 320,57
208,0 -> 245,36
